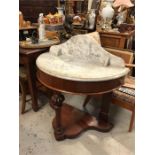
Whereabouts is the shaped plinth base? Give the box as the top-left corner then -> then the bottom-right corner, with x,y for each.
52,103 -> 113,141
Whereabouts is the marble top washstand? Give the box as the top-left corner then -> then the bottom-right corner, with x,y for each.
36,32 -> 129,141
36,52 -> 128,82
36,32 -> 129,94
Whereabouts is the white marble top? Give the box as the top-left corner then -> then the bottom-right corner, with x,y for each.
36,32 -> 129,82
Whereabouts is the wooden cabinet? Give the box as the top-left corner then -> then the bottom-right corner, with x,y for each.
19,0 -> 57,22
97,30 -> 135,49
19,0 -> 88,23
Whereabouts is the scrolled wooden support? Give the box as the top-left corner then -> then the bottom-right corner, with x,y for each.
50,93 -> 65,140
50,93 -> 65,109
98,92 -> 112,122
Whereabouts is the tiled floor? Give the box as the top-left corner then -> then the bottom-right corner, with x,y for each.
19,93 -> 135,155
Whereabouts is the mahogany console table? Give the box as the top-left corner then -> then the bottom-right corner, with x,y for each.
19,47 -> 49,111
37,68 -> 127,141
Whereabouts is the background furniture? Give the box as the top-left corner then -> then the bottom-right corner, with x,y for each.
105,47 -> 134,67
112,76 -> 135,132
19,66 -> 29,114
19,30 -> 66,112
83,47 -> 135,132
19,0 -> 58,22
19,0 -> 87,23
105,48 -> 135,132
98,29 -> 135,49
19,47 -> 49,111
19,26 -> 38,41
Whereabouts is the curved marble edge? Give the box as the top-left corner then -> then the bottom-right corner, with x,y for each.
39,69 -> 129,82
36,53 -> 129,82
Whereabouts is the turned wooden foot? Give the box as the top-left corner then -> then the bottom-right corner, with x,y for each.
129,110 -> 135,132
19,79 -> 27,114
49,92 -> 113,141
50,93 -> 65,141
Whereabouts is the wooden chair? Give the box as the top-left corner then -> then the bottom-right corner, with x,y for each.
19,66 -> 52,114
83,47 -> 135,132
106,47 -> 135,132
19,66 -> 31,114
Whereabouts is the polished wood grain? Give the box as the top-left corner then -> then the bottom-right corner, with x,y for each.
37,68 -> 126,140
52,103 -> 113,140
37,69 -> 125,95
97,29 -> 135,49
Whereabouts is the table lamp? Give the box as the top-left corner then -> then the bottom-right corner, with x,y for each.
113,0 -> 134,12
100,0 -> 114,30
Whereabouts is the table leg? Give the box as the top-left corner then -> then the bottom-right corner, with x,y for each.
26,61 -> 39,111
98,92 -> 112,123
49,92 -> 113,141
50,93 -> 65,141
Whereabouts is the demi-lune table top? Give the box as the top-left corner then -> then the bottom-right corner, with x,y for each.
36,52 -> 129,82
36,32 -> 129,94
36,32 -> 129,82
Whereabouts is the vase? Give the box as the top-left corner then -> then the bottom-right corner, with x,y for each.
88,9 -> 96,30
38,13 -> 46,41
101,0 -> 114,30
57,7 -> 65,22
116,10 -> 127,26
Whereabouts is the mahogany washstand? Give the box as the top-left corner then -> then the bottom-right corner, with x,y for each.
37,66 -> 127,141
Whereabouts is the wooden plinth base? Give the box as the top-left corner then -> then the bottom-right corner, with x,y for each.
52,103 -> 113,141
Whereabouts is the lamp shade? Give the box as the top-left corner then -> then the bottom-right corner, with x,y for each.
113,0 -> 134,8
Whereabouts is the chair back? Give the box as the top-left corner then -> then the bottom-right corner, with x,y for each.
105,47 -> 134,64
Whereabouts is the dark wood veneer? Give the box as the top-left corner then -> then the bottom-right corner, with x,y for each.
37,67 -> 126,141
37,69 -> 125,95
